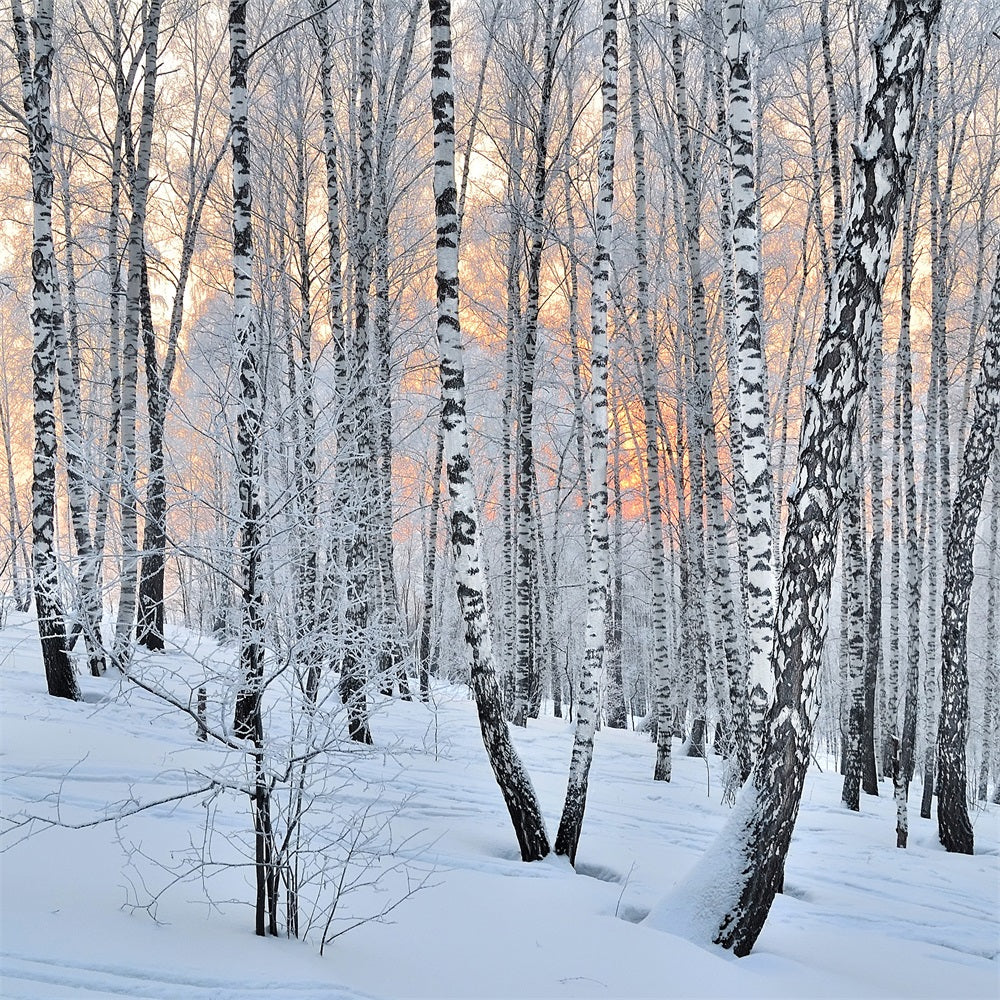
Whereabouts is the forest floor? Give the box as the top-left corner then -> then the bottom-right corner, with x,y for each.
1,612 -> 998,999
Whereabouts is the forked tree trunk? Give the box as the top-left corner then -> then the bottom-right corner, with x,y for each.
428,0 -> 549,862
936,251 -> 1000,855
652,0 -> 938,955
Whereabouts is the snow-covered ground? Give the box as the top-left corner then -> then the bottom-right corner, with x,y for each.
1,613 -> 998,999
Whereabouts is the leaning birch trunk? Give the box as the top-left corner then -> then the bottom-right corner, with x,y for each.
428,0 -> 549,863
12,0 -> 78,700
936,251 -> 1000,855
554,0 -> 616,865
647,0 -> 939,955
724,0 -> 773,769
628,0 -> 671,780
115,0 -> 162,662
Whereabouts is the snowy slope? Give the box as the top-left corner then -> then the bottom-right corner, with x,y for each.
1,613 -> 998,999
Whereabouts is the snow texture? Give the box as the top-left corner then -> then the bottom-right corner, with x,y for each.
1,614 -> 998,999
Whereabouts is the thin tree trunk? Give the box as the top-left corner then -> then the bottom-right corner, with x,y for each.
630,0 -> 670,782
428,0 -> 549,861
554,0 -> 616,865
978,448 -> 999,801
841,448 -> 866,810
115,0 -> 162,662
229,0 -> 266,746
896,173 -> 922,846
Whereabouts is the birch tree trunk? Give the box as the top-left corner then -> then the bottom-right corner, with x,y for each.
862,316 -> 883,795
114,0 -> 162,662
652,0 -> 939,954
51,141 -> 105,676
554,0 -> 616,865
228,0 -> 266,745
428,0 -> 549,862
936,251 -> 1000,855
896,174 -> 922,847
724,0 -> 773,769
340,0 -> 378,743
513,0 -> 575,727
841,449 -> 866,810
419,422 -> 444,700
628,0 -> 672,781
12,0 -> 79,700
978,448 -> 998,802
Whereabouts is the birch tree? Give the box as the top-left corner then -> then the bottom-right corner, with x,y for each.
428,0 -> 549,862
11,0 -> 79,700
554,0 -> 616,865
115,0 -> 162,662
936,250 -> 1000,855
723,0 -> 772,769
627,0 -> 671,781
654,0 -> 939,954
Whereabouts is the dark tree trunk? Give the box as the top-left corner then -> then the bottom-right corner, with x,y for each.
936,251 -> 1000,855
662,0 -> 939,956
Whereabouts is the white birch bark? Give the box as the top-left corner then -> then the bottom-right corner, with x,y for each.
628,0 -> 671,777
428,0 -> 549,861
554,0 -> 616,865
11,0 -> 78,700
228,0 -> 265,744
723,0 -> 773,766
513,0 -> 574,728
841,447 -> 866,810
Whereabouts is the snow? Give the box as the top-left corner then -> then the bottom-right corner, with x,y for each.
2,612 -> 999,999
